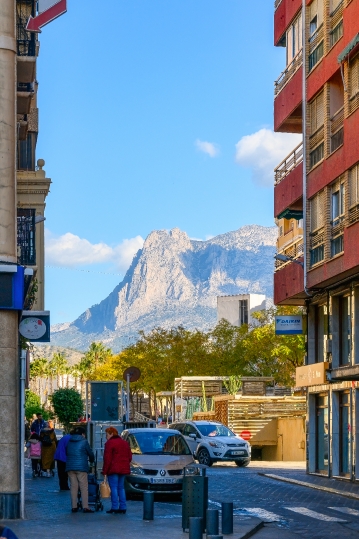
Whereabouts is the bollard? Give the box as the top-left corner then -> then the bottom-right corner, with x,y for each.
143,491 -> 154,520
221,502 -> 233,535
206,509 -> 219,535
189,517 -> 203,539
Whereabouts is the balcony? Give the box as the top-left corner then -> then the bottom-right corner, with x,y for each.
17,82 -> 34,115
17,208 -> 36,266
274,66 -> 303,133
274,142 -> 303,218
275,50 -> 303,97
274,0 -> 301,46
274,255 -> 306,305
16,3 -> 37,84
275,237 -> 304,271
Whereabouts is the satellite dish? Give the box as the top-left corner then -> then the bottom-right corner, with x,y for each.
123,366 -> 141,383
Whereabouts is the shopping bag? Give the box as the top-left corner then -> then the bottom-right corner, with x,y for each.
100,476 -> 111,498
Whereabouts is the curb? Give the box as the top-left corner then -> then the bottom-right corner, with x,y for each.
260,473 -> 359,501
238,520 -> 264,539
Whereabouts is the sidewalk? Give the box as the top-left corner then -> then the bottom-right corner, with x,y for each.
261,467 -> 359,500
4,462 -> 263,539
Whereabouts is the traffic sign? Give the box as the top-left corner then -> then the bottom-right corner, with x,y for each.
26,0 -> 67,33
240,430 -> 251,441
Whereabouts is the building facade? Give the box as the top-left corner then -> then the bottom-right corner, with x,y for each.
274,0 -> 359,480
217,294 -> 266,327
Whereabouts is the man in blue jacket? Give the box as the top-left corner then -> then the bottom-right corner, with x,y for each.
30,413 -> 46,436
54,433 -> 71,490
66,427 -> 94,513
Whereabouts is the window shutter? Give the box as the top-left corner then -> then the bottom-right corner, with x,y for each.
331,0 -> 341,12
287,26 -> 293,64
316,92 -> 324,128
350,58 -> 359,98
317,0 -> 324,27
297,13 -> 303,51
349,165 -> 359,207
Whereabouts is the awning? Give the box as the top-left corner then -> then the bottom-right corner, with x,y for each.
277,209 -> 303,220
338,33 -> 359,63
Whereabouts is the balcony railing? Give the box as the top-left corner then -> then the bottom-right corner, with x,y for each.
16,1 -> 36,57
274,142 -> 303,185
275,239 -> 304,270
274,0 -> 284,10
17,208 -> 36,266
330,106 -> 344,153
274,49 -> 303,96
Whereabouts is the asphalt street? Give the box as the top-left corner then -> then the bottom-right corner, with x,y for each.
207,462 -> 359,538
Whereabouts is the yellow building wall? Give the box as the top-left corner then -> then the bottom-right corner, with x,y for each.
262,417 -> 305,461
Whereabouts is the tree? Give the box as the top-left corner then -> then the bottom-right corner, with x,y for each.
25,389 -> 49,421
29,357 -> 49,402
50,388 -> 83,432
48,352 -> 68,389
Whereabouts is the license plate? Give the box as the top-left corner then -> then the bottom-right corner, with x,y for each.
231,451 -> 245,456
149,478 -> 176,484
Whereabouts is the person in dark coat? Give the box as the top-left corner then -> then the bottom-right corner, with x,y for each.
102,427 -> 132,514
0,525 -> 19,539
54,433 -> 71,490
66,427 -> 94,513
30,413 -> 46,436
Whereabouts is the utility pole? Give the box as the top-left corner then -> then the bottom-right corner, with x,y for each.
0,0 -> 21,519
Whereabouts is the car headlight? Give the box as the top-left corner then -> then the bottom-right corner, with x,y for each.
130,465 -> 145,475
208,442 -> 226,449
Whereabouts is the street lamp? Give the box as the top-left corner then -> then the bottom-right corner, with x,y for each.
274,253 -> 304,268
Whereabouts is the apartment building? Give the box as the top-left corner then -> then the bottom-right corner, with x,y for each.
273,0 -> 359,480
16,0 -> 51,310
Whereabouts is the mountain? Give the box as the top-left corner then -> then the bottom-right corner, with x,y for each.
50,225 -> 277,351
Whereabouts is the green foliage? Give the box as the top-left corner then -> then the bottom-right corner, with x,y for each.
50,388 -> 83,432
223,375 -> 242,395
25,389 -> 49,421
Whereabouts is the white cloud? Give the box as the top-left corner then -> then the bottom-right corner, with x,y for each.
45,231 -> 144,273
235,128 -> 302,187
195,139 -> 220,158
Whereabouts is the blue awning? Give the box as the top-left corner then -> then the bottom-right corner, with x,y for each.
338,33 -> 359,63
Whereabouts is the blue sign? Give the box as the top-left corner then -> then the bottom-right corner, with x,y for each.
275,315 -> 303,335
0,265 -> 24,310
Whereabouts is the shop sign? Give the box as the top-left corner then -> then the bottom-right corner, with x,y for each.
296,362 -> 329,387
19,311 -> 50,342
275,315 -> 303,335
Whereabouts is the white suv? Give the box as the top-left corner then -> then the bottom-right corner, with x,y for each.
168,420 -> 251,467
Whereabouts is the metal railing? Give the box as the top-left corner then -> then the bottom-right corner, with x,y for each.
274,49 -> 303,96
17,208 -> 36,266
274,141 -> 303,185
275,239 -> 304,270
274,0 -> 284,10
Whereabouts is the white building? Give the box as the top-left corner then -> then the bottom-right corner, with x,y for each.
217,294 -> 266,327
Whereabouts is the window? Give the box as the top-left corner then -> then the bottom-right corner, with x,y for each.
331,235 -> 344,256
309,41 -> 324,71
310,245 -> 325,265
239,300 -> 248,326
349,56 -> 359,99
339,296 -> 351,366
309,0 -> 324,31
349,164 -> 359,207
310,191 -> 325,231
331,183 -> 345,225
309,92 -> 324,134
286,13 -> 303,64
330,0 -> 343,13
310,142 -> 324,168
330,20 -> 343,48
310,15 -> 318,37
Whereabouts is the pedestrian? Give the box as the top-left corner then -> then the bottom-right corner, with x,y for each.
40,425 -> 57,477
54,433 -> 71,490
102,426 -> 132,514
66,426 -> 94,513
26,432 -> 42,477
30,412 -> 46,436
0,525 -> 19,539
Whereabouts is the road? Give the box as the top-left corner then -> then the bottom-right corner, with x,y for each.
206,462 -> 359,538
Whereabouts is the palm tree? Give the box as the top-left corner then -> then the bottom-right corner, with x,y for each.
48,353 -> 68,391
84,342 -> 112,373
29,358 -> 48,403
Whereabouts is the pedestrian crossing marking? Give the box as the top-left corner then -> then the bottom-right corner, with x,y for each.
237,508 -> 283,522
329,507 -> 359,516
285,507 -> 347,522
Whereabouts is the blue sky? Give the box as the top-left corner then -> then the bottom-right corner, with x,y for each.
36,0 -> 301,324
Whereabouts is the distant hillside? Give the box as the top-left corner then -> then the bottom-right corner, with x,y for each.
51,225 -> 276,352
32,345 -> 84,366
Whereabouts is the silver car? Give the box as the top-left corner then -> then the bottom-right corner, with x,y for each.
121,428 -> 196,496
168,420 -> 251,467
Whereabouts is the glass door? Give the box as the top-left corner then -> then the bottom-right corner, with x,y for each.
339,391 -> 351,476
316,394 -> 329,473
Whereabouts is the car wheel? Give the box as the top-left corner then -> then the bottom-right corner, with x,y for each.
234,460 -> 250,467
197,448 -> 213,467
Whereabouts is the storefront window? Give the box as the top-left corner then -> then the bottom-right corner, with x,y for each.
316,394 -> 328,473
315,305 -> 325,362
339,391 -> 351,476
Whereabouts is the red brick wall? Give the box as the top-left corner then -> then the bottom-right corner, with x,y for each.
274,161 -> 303,218
274,67 -> 303,132
274,262 -> 304,304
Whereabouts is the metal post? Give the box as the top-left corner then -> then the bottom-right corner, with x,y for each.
143,491 -> 154,520
20,350 -> 26,519
206,509 -> 219,535
221,502 -> 233,535
189,517 -> 202,539
126,373 -> 130,422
